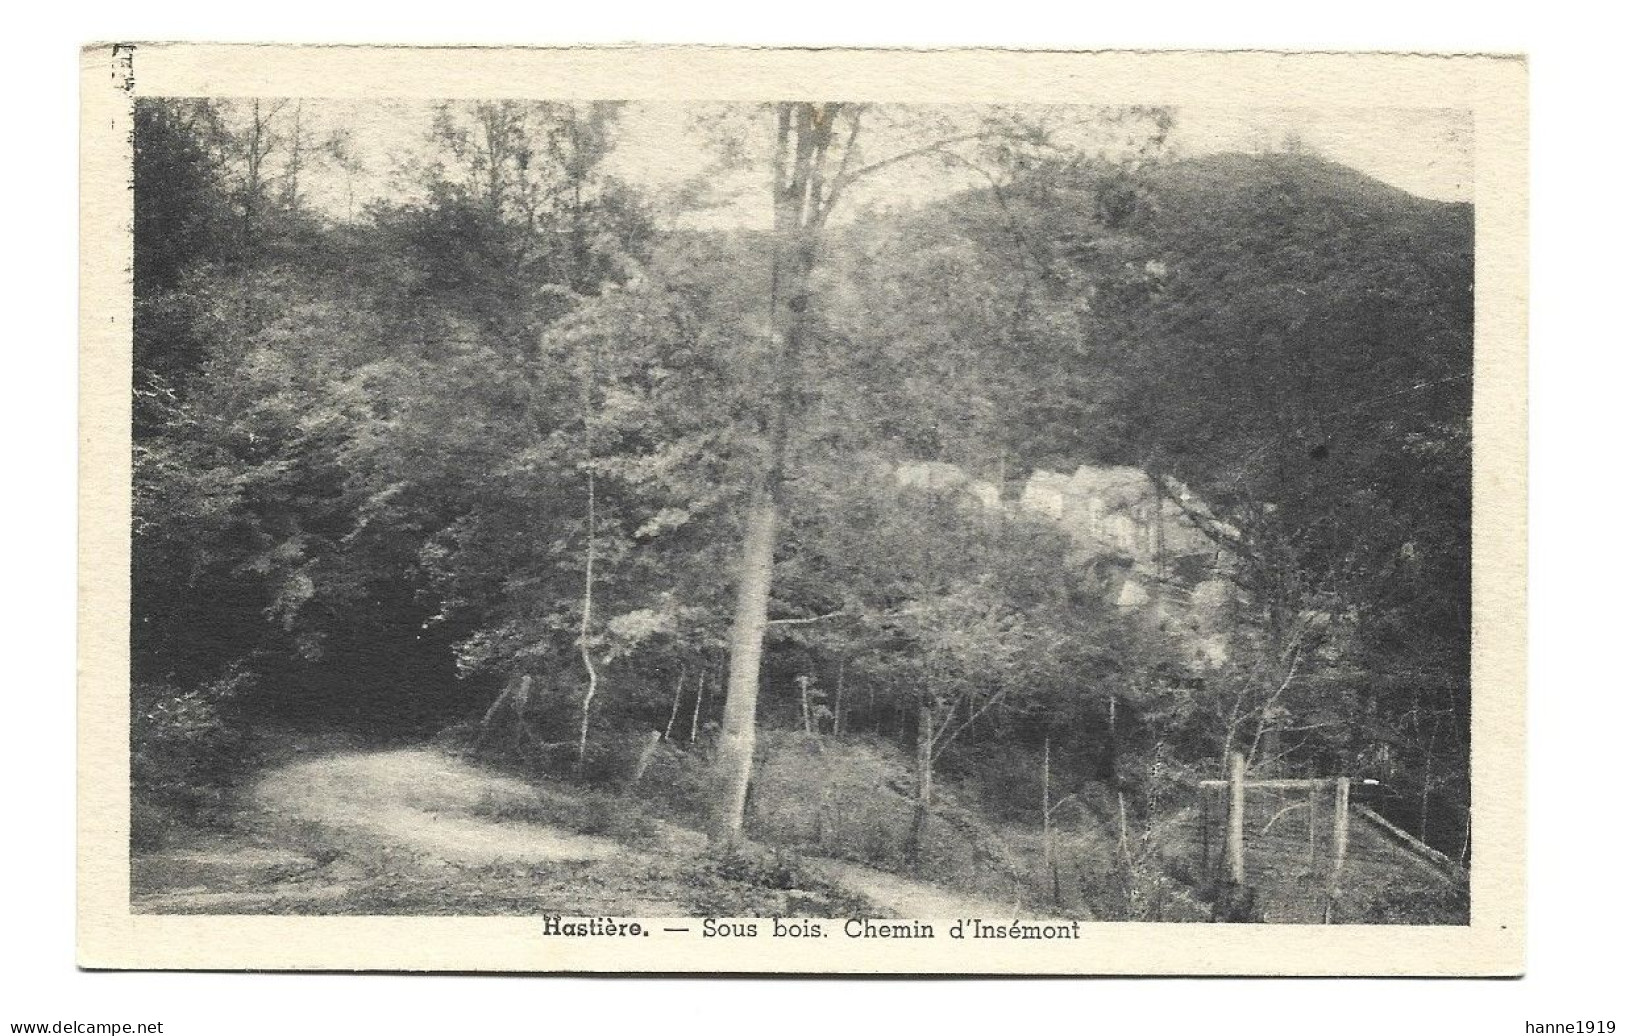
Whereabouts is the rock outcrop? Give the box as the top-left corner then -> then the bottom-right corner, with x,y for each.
894,459 -> 1239,668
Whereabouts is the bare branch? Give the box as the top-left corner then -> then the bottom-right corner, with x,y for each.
1246,642 -> 1303,767
834,131 -> 987,191
766,609 -> 850,628
818,106 -> 866,218
1044,792 -> 1083,821
1152,473 -> 1250,557
932,684 -> 1011,761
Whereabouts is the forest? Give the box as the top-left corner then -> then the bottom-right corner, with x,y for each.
129,99 -> 1473,923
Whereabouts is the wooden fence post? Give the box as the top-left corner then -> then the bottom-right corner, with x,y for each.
1200,784 -> 1211,876
1332,776 -> 1351,877
1227,751 -> 1246,884
1307,781 -> 1318,866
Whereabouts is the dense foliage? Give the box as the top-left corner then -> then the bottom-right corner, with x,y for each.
131,99 -> 1473,871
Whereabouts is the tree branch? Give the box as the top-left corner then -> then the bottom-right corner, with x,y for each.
932,685 -> 1010,762
1245,641 -> 1303,767
766,609 -> 849,627
1152,473 -> 1250,557
818,106 -> 866,219
834,132 -> 987,192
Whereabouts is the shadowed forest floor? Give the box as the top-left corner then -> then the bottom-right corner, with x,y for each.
131,746 -> 1044,920
132,739 -> 1462,923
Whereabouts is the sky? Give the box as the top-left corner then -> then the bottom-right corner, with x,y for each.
262,99 -> 1472,226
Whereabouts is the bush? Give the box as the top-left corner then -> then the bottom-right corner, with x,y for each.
633,741 -> 710,822
130,667 -> 256,849
466,781 -> 662,847
707,843 -> 811,891
744,730 -> 915,863
686,843 -> 874,918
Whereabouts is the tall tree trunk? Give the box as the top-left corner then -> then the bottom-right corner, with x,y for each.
689,667 -> 706,744
575,466 -> 599,776
575,322 -> 601,776
707,103 -> 840,843
832,657 -> 845,737
798,674 -> 814,734
709,488 -> 779,842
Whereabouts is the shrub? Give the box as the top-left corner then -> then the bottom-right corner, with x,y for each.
686,843 -> 874,918
130,667 -> 256,849
466,782 -> 661,847
707,843 -> 810,891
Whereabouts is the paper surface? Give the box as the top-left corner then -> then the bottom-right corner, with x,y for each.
78,43 -> 1526,974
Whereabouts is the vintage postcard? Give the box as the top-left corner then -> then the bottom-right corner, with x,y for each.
78,44 -> 1526,974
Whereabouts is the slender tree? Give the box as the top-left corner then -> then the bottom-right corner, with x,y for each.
705,102 -> 1097,841
709,103 -> 855,841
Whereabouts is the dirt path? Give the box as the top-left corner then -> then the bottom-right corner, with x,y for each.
250,748 -> 625,866
135,745 -> 1041,920
815,859 -> 1083,921
133,747 -> 663,914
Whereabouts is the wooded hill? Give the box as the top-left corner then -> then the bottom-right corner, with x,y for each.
130,101 -> 1472,919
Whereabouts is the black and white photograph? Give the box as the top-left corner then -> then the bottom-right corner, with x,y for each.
76,44 -> 1527,975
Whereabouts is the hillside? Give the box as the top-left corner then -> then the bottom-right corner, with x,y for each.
130,101 -> 1475,926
